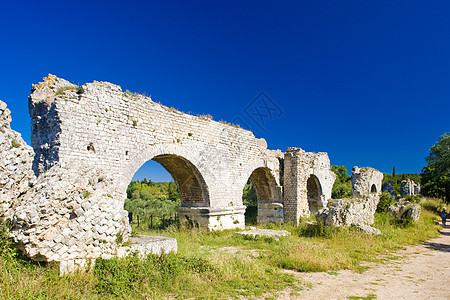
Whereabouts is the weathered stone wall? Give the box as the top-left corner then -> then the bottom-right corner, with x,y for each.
400,179 -> 420,196
0,100 -> 36,215
9,161 -> 130,273
351,166 -> 383,197
316,166 -> 384,234
28,75 -> 283,231
283,148 -> 336,224
316,194 -> 380,228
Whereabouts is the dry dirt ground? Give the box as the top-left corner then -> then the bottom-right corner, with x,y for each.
280,223 -> 450,300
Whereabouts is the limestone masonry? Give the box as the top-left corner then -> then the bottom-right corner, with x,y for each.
0,74 -> 383,272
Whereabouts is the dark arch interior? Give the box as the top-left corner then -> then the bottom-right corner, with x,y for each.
152,154 -> 209,207
250,168 -> 279,205
307,175 -> 323,215
370,184 -> 377,193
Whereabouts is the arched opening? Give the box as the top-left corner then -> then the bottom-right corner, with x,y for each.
307,175 -> 324,215
243,167 -> 283,225
152,154 -> 209,207
124,154 -> 209,230
370,184 -> 377,193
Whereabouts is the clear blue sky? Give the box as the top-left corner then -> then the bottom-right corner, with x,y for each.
1,1 -> 449,182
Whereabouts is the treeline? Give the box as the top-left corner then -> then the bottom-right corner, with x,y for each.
330,165 -> 421,199
124,179 -> 180,219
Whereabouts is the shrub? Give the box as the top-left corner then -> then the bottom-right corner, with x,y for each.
376,192 -> 394,212
404,195 -> 420,204
55,85 -> 79,95
10,139 -> 20,148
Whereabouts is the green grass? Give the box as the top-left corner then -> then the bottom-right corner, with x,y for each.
55,85 -> 81,96
0,200 -> 443,299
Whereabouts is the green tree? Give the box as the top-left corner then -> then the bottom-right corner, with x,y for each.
421,132 -> 450,202
330,165 -> 352,199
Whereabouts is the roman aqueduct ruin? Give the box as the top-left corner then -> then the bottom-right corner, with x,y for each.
0,75 -> 382,272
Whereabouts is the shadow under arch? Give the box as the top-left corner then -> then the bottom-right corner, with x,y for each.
370,184 -> 377,193
246,166 -> 283,224
307,174 -> 324,215
121,144 -> 210,208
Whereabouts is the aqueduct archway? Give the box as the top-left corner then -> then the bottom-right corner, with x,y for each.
122,144 -> 211,209
0,76 -> 342,272
247,167 -> 283,224
307,175 -> 324,215
24,75 -> 337,232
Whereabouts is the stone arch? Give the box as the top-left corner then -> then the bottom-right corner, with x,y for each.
121,143 -> 210,208
307,174 -> 324,215
370,184 -> 377,193
247,167 -> 283,224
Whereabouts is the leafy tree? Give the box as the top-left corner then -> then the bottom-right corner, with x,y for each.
421,132 -> 450,202
330,165 -> 352,199
376,192 -> 394,212
124,180 -> 181,218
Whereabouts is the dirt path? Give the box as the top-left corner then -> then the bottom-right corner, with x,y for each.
281,223 -> 450,299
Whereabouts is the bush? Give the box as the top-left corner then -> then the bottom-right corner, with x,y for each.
376,192 -> 394,212
404,195 -> 420,204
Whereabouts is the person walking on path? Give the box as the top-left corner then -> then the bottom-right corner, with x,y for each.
441,208 -> 447,226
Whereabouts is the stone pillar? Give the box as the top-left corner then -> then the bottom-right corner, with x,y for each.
283,148 -> 309,225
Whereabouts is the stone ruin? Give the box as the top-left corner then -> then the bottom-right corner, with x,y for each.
316,166 -> 384,234
351,166 -> 383,198
0,75 -> 338,273
383,178 -> 421,199
400,179 -> 420,196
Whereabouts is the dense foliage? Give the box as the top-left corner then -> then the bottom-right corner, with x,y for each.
330,165 -> 352,199
124,179 -> 180,219
376,192 -> 395,212
421,132 -> 450,202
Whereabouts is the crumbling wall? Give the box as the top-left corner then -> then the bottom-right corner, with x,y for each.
400,179 -> 420,196
316,194 -> 380,228
317,166 -> 384,234
0,100 -> 36,215
0,100 -> 129,274
351,166 -> 383,197
8,161 -> 130,273
283,148 -> 336,224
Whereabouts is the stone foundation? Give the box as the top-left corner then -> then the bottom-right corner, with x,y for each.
177,206 -> 246,230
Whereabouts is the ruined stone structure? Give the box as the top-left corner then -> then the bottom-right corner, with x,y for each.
316,166 -> 383,234
351,166 -> 383,198
0,75 -> 337,271
0,102 -> 36,214
284,148 -> 335,220
400,179 -> 420,196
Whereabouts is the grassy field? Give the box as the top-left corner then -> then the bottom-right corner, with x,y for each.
0,199 -> 443,299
